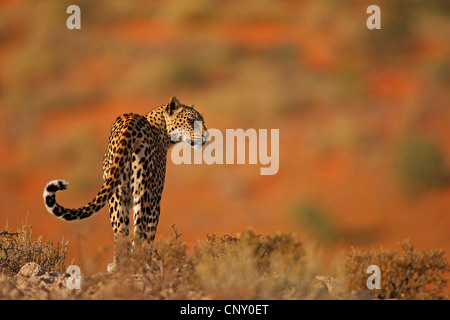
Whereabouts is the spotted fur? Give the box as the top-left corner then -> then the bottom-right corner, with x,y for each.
43,97 -> 207,271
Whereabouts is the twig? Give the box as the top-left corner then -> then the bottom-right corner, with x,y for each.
0,230 -> 22,237
171,224 -> 182,242
245,198 -> 256,227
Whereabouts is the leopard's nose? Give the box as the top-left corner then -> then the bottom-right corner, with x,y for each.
203,130 -> 210,141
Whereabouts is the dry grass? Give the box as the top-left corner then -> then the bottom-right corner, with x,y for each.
78,228 -> 323,300
0,224 -> 67,276
0,225 -> 448,300
191,230 -> 316,299
343,239 -> 449,300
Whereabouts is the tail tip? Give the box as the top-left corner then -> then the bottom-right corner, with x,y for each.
45,180 -> 69,193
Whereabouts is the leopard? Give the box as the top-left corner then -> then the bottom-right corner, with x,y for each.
43,96 -> 208,272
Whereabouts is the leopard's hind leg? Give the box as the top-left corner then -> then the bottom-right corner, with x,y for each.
107,188 -> 131,272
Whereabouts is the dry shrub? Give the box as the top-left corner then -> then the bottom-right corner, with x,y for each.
394,134 -> 447,194
0,225 -> 67,276
78,228 -> 318,299
80,226 -> 199,299
151,235 -> 199,298
3,224 -> 448,300
192,229 -> 320,299
344,240 -> 449,299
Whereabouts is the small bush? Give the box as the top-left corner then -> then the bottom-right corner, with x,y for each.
76,229 -> 311,299
343,240 -> 449,299
291,202 -> 337,243
394,134 -> 447,194
0,225 -> 68,276
192,229 -> 312,299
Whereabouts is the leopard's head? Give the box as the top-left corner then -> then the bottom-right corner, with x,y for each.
164,96 -> 208,147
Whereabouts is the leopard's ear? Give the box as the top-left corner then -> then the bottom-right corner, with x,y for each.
166,96 -> 181,116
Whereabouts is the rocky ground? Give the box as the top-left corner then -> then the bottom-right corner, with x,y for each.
0,262 -> 72,299
0,262 -> 349,300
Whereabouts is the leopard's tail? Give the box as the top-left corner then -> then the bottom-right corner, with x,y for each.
43,122 -> 136,221
43,178 -> 116,221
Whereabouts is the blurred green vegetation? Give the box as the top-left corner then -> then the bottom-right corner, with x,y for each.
291,201 -> 337,243
1,0 -> 446,112
1,0 -> 448,127
394,133 -> 447,194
